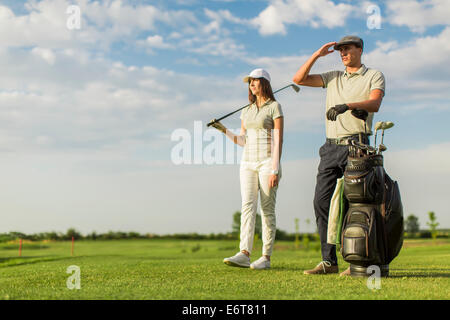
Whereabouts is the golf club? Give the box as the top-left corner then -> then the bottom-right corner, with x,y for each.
374,121 -> 383,147
379,121 -> 394,154
207,83 -> 300,127
351,109 -> 368,144
349,139 -> 377,156
380,121 -> 394,145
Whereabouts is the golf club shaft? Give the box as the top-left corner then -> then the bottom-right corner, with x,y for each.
374,130 -> 378,148
207,84 -> 299,127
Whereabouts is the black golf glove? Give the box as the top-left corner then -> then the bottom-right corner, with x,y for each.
351,109 -> 369,121
326,104 -> 349,121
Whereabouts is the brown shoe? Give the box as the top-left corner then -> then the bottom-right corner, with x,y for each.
339,267 -> 351,277
304,261 -> 339,275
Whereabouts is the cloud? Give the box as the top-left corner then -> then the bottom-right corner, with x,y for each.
137,35 -> 174,53
386,0 -> 450,33
0,43 -> 250,160
250,0 -> 355,35
186,36 -> 246,58
0,0 -> 198,50
31,47 -> 56,65
204,8 -> 245,25
364,26 -> 450,109
167,8 -> 248,59
0,1 -> 71,48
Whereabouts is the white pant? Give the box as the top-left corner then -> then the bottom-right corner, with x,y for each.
239,158 -> 281,256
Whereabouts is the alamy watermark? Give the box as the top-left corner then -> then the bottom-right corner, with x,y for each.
171,121 -> 242,165
366,265 -> 382,290
170,121 -> 281,165
66,5 -> 81,30
66,265 -> 81,290
366,4 -> 382,30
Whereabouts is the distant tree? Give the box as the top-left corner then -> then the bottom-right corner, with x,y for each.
66,228 -> 82,240
232,211 -> 241,236
275,228 -> 290,240
127,232 -> 141,239
87,231 -> 98,240
294,218 -> 300,249
232,211 -> 261,238
405,214 -> 420,234
255,214 -> 262,238
9,231 -> 27,240
305,219 -> 311,228
426,211 -> 439,240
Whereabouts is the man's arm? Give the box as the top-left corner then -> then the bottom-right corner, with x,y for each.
346,89 -> 384,113
326,90 -> 384,121
292,42 -> 337,87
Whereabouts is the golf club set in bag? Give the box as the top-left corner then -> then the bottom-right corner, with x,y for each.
339,109 -> 404,277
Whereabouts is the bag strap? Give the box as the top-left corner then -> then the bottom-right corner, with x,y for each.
380,168 -> 389,261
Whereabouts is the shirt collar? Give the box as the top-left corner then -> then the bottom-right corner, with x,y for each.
252,99 -> 272,109
344,64 -> 367,77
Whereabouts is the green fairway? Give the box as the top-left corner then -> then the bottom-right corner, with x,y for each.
0,239 -> 449,300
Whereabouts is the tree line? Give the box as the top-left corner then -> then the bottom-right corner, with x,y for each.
404,211 -> 448,239
0,211 -> 447,242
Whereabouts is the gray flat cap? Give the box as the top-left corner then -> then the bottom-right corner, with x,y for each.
334,35 -> 364,51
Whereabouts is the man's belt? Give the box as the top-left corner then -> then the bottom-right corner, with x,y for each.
326,134 -> 367,146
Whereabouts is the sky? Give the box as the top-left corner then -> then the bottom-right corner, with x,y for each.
0,0 -> 449,235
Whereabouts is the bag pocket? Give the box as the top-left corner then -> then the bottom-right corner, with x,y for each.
341,207 -> 383,266
341,210 -> 370,262
344,168 -> 382,203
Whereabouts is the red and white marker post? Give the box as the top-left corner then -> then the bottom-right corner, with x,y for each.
71,236 -> 74,256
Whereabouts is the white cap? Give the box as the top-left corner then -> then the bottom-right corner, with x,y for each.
243,68 -> 271,83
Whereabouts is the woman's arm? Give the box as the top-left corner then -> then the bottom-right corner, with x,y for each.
226,120 -> 246,147
269,117 -> 284,188
211,119 -> 246,147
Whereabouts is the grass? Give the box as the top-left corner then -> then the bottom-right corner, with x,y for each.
0,238 -> 449,300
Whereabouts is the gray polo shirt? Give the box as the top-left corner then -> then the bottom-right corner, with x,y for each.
320,64 -> 385,138
240,100 -> 283,162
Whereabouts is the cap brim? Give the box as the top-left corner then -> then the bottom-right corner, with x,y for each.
334,41 -> 359,50
243,76 -> 250,83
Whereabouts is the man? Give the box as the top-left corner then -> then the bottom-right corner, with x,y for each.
292,36 -> 385,275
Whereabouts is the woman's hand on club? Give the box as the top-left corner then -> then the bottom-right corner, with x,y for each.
269,174 -> 279,188
210,119 -> 227,134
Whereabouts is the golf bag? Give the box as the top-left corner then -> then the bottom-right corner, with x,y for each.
340,153 -> 404,277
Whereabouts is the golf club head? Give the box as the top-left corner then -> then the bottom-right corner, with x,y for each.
374,121 -> 384,131
381,121 -> 394,130
378,144 -> 387,153
351,109 -> 369,121
291,84 -> 300,93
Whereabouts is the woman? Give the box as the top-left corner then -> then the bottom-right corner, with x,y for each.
211,68 -> 284,270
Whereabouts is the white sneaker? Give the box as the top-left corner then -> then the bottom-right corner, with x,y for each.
223,252 -> 250,268
250,256 -> 271,270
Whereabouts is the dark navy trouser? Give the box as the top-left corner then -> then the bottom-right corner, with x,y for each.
313,136 -> 369,265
